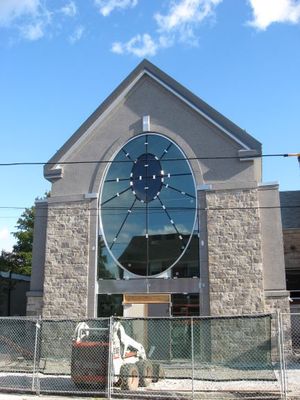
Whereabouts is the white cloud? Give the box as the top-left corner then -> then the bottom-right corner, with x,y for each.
112,33 -> 159,57
69,25 -> 85,43
248,0 -> 300,30
0,0 -> 80,42
155,0 -> 222,42
0,0 -> 53,41
0,0 -> 40,27
61,1 -> 77,17
111,0 -> 222,57
20,20 -> 45,40
95,0 -> 138,17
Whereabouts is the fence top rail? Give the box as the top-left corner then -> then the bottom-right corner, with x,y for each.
114,313 -> 273,321
0,314 -> 275,322
0,316 -> 38,321
282,312 -> 300,315
40,317 -> 111,322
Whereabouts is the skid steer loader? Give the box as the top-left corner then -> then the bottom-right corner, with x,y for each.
71,321 -> 164,390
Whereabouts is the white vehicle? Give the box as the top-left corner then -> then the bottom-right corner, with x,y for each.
71,321 -> 164,390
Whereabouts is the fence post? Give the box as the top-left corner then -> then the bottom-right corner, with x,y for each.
191,317 -> 194,399
107,316 -> 114,400
276,311 -> 287,400
279,312 -> 288,400
32,316 -> 41,394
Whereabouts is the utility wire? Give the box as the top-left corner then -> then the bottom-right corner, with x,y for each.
0,153 -> 299,167
1,205 -> 300,210
0,205 -> 300,211
0,204 -> 299,219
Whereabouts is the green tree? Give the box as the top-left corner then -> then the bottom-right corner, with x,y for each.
0,206 -> 35,276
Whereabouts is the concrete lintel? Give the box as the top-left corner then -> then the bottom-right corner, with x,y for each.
197,184 -> 212,191
45,167 -> 63,182
26,290 -> 43,297
264,290 -> 290,298
35,199 -> 48,205
258,181 -> 279,190
47,194 -> 88,204
205,181 -> 258,191
238,149 -> 259,161
84,192 -> 98,199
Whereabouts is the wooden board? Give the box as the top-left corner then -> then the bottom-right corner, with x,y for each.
123,294 -> 170,304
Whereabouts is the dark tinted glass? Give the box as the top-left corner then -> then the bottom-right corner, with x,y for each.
97,294 -> 123,317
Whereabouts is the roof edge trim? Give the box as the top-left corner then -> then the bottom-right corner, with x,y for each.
145,70 -> 251,150
45,59 -> 261,177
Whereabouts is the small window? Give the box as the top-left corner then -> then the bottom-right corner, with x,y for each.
171,293 -> 199,316
97,294 -> 123,317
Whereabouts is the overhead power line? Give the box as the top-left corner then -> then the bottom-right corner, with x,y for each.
0,153 -> 299,167
0,204 -> 299,220
0,205 -> 300,211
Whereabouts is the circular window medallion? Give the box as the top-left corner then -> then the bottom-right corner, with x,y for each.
100,133 -> 197,276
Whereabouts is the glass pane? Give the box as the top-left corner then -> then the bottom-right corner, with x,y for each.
97,237 -> 124,279
123,134 -> 145,161
171,293 -> 200,316
172,233 -> 200,278
100,133 -> 197,277
104,150 -> 132,182
97,294 -> 123,317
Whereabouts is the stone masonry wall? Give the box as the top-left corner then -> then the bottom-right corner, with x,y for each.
264,295 -> 292,359
42,201 -> 90,319
206,188 -> 265,315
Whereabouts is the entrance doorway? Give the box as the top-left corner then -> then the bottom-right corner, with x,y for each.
123,294 -> 170,317
123,294 -> 171,360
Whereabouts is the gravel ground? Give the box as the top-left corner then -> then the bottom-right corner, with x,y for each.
0,369 -> 299,399
0,395 -> 99,400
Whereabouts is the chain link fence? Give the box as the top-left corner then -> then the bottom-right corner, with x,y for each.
281,312 -> 300,399
0,313 -> 297,399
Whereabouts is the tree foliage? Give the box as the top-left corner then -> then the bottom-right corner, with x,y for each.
0,206 -> 35,276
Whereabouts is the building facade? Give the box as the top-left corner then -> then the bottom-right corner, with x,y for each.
280,191 -> 300,312
27,60 -> 289,319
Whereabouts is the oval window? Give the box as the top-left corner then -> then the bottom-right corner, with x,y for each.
100,133 -> 197,276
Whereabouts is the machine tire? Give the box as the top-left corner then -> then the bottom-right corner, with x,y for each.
136,360 -> 153,387
120,364 -> 139,391
152,363 -> 165,383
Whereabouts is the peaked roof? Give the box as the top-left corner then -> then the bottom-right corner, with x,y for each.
44,59 -> 261,179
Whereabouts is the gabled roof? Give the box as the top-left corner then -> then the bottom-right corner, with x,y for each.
44,59 -> 261,179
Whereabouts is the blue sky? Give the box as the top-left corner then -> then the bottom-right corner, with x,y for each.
0,0 -> 299,251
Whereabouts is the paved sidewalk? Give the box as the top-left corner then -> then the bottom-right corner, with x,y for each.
0,394 -> 102,400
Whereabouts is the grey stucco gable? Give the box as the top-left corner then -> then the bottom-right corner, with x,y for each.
44,59 -> 262,180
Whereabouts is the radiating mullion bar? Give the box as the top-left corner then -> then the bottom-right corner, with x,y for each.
110,198 -> 137,250
101,186 -> 131,206
105,172 -> 192,183
162,183 -> 196,199
121,148 -> 135,163
157,195 -> 187,247
159,142 -> 173,160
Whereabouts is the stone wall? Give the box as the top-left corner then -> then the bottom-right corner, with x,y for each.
42,201 -> 90,319
206,188 -> 265,315
264,294 -> 292,359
